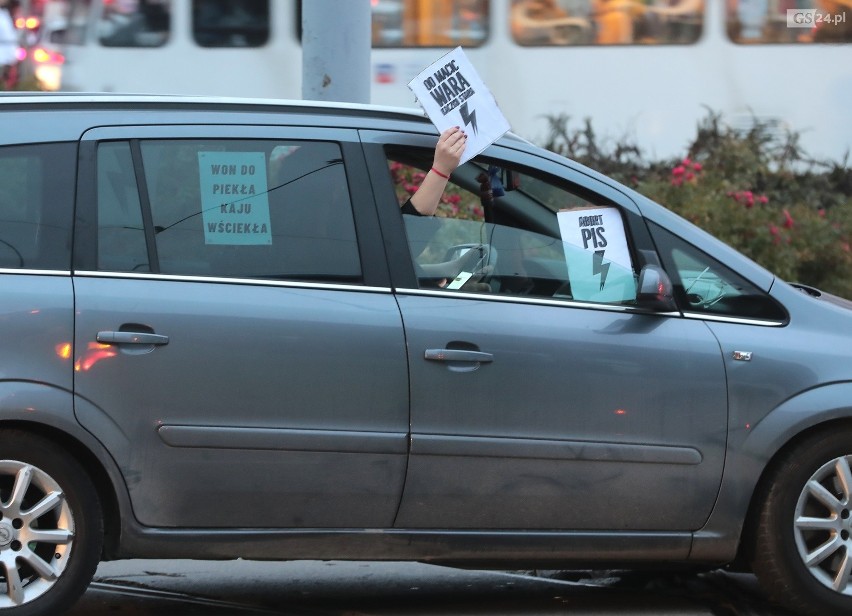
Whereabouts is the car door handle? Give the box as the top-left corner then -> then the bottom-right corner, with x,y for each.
424,349 -> 494,363
96,331 -> 170,346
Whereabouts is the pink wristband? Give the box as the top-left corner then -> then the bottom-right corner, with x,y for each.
431,167 -> 450,179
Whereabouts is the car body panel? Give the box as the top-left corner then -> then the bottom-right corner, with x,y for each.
394,293 -> 727,530
0,94 -> 849,581
73,275 -> 409,528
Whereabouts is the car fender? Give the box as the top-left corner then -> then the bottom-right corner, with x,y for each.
692,381 -> 852,561
0,379 -> 132,528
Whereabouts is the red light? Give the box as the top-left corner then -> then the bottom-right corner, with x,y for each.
32,47 -> 63,64
14,16 -> 40,30
614,408 -> 627,415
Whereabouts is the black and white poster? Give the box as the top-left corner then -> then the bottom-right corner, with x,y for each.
408,46 -> 511,165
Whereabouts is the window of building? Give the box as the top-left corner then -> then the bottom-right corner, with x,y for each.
0,143 -> 75,270
98,0 -> 171,47
193,0 -> 270,47
727,0 -> 851,44
367,0 -> 489,48
510,0 -> 704,46
63,0 -> 91,45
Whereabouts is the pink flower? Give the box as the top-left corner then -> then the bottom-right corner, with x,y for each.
404,183 -> 418,195
783,209 -> 794,229
733,191 -> 755,208
818,208 -> 826,218
672,165 -> 686,176
686,172 -> 695,181
446,194 -> 461,205
758,194 -> 768,204
682,158 -> 692,166
691,162 -> 703,172
769,224 -> 781,243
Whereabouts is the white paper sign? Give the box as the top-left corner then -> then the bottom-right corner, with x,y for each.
408,47 -> 510,165
557,207 -> 636,302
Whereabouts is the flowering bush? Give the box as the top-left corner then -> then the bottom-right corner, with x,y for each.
541,111 -> 852,299
388,161 -> 483,220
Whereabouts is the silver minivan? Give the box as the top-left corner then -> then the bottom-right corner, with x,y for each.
1,93 -> 851,616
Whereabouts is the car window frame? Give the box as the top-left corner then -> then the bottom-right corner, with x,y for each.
0,141 -> 76,273
360,130 -> 664,311
74,124 -> 391,289
647,220 -> 789,326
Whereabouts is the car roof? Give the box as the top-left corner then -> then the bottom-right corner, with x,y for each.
0,91 -> 427,117
0,92 -> 533,148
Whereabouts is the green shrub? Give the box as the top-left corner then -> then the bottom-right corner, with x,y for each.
541,110 -> 852,299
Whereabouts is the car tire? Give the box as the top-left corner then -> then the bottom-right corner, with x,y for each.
751,428 -> 852,616
0,430 -> 103,615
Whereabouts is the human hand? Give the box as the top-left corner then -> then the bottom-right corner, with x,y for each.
433,126 -> 467,176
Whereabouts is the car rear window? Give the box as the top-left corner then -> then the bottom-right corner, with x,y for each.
0,142 -> 75,271
96,139 -> 362,283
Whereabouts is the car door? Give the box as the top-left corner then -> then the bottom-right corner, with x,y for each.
72,125 -> 409,529
363,131 -> 728,531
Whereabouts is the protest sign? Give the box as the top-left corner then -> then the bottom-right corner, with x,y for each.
408,46 -> 510,165
557,206 -> 636,303
198,151 -> 273,245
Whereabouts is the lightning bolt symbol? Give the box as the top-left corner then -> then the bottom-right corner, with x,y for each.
460,102 -> 478,135
593,249 -> 610,291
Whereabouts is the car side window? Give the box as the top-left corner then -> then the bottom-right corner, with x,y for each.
97,142 -> 150,272
96,139 -> 362,283
388,153 -> 639,305
0,143 -> 74,270
648,221 -> 787,322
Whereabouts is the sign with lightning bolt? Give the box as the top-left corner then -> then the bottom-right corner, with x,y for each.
557,206 -> 636,303
408,46 -> 510,165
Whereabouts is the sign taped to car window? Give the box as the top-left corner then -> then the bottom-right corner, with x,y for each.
557,206 -> 636,302
198,152 -> 272,245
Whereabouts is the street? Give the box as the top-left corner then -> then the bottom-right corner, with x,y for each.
68,560 -> 799,615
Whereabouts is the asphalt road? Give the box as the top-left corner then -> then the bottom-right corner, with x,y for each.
65,560 -> 800,615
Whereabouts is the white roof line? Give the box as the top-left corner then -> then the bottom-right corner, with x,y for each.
0,92 -> 428,117
0,92 -> 531,144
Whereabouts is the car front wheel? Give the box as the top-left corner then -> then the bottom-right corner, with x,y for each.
0,431 -> 102,615
752,428 -> 852,616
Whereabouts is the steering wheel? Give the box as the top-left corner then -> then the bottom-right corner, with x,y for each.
445,243 -> 496,290
416,243 -> 495,290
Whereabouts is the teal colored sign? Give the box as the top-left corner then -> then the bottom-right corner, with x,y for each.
199,152 -> 272,245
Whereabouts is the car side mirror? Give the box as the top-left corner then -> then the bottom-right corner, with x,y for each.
637,265 -> 677,312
